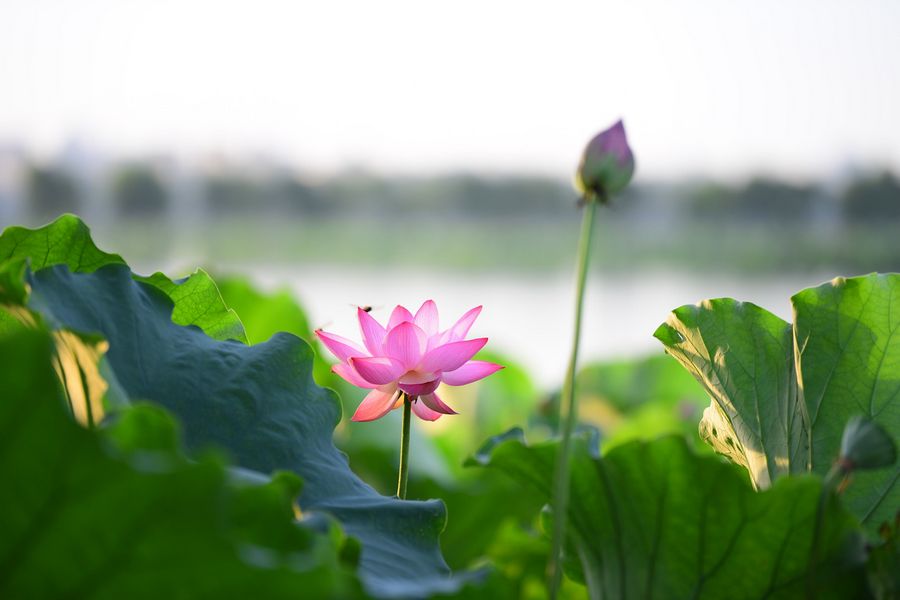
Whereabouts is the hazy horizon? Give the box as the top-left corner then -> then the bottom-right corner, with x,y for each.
2,0 -> 899,181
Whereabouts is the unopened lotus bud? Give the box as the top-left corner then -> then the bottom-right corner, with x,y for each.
838,416 -> 896,472
575,120 -> 635,202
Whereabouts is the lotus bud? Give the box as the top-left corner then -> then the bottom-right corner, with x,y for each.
838,416 -> 897,473
575,120 -> 635,202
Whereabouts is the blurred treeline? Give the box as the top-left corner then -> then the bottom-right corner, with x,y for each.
0,157 -> 898,272
8,161 -> 900,224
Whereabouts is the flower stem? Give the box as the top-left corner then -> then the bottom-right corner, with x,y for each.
397,393 -> 413,499
548,197 -> 599,598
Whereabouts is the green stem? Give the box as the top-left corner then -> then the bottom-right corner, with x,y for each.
548,198 -> 599,598
397,393 -> 413,499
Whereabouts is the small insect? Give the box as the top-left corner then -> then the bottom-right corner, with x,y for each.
349,304 -> 379,314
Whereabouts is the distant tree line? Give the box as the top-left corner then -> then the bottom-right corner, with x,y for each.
20,161 -> 900,225
686,174 -> 900,223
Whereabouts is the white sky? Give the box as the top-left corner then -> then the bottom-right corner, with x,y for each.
1,0 -> 898,179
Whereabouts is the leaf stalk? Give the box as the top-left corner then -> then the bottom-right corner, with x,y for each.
549,197 -> 599,597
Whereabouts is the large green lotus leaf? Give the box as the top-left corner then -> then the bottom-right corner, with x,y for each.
655,275 -> 900,533
135,270 -> 247,343
472,431 -> 865,599
654,299 -> 809,488
0,214 -> 125,272
792,274 -> 900,531
0,215 -> 247,343
25,264 -> 460,598
0,329 -> 363,598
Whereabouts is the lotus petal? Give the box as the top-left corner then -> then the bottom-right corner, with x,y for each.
387,305 -> 414,329
414,300 -> 440,337
315,330 -> 367,362
350,356 -> 405,385
420,392 -> 457,415
441,360 -> 504,386
447,305 -> 482,341
358,307 -> 387,355
332,362 -> 377,389
385,321 -> 427,370
353,387 -> 402,422
420,338 -> 487,373
411,399 -> 443,421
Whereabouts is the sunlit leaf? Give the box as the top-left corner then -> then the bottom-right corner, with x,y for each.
0,213 -> 125,272
792,274 -> 900,531
654,298 -> 809,488
50,329 -> 109,427
655,274 -> 900,533
136,270 -> 247,343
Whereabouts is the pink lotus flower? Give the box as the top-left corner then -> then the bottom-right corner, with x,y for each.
316,301 -> 503,422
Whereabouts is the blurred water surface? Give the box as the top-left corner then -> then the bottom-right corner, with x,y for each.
239,265 -> 833,388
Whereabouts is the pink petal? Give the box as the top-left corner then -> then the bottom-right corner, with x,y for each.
352,387 -> 402,422
349,356 -> 405,385
332,363 -> 377,389
420,338 -> 488,373
410,399 -> 443,421
441,361 -> 504,386
358,307 -> 387,355
384,321 -> 427,370
426,330 -> 450,352
387,305 -> 414,329
316,330 -> 367,362
447,305 -> 482,341
420,392 -> 457,415
414,300 -> 440,337
399,379 -> 441,396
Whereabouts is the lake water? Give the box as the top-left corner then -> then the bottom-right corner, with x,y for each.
232,265 -> 838,389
